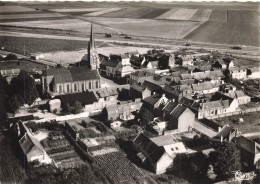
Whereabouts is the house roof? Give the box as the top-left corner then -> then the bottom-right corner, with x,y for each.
131,84 -> 146,93
130,70 -> 153,78
181,73 -> 192,80
162,101 -> 178,114
163,85 -> 182,96
150,135 -> 179,146
19,133 -> 44,156
143,94 -> 161,106
143,79 -> 164,92
214,125 -> 234,139
237,136 -> 259,154
192,82 -> 220,91
96,88 -> 119,98
134,132 -> 166,163
130,56 -> 144,67
55,91 -> 98,106
101,58 -> 120,68
170,104 -> 190,118
179,97 -> 194,107
180,79 -> 196,85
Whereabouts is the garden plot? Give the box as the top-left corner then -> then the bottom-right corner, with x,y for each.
50,8 -> 106,13
84,8 -> 122,16
0,5 -> 37,13
0,13 -> 66,20
166,8 -> 198,20
189,9 -> 212,21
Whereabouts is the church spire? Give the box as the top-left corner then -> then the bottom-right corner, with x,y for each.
88,23 -> 100,70
89,23 -> 95,49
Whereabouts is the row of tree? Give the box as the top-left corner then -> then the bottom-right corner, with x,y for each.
1,70 -> 39,114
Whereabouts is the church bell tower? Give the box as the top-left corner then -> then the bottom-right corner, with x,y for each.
88,24 -> 100,70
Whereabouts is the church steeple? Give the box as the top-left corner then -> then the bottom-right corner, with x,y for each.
88,23 -> 100,70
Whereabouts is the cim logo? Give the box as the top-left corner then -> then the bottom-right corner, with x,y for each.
233,170 -> 256,181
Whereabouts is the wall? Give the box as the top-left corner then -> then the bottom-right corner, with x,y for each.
178,109 -> 195,132
156,153 -> 173,174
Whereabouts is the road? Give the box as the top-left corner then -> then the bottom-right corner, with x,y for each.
0,30 -> 259,57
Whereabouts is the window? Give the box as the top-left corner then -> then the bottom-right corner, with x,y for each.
175,147 -> 179,150
96,80 -> 99,88
89,81 -> 91,89
59,85 -> 62,93
171,148 -> 174,151
82,83 -> 85,91
67,84 -> 70,92
74,83 -> 77,92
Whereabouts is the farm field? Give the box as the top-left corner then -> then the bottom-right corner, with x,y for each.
0,5 -> 37,13
184,21 -> 259,47
84,8 -> 122,16
227,10 -> 259,23
84,17 -> 204,39
0,13 -> 67,20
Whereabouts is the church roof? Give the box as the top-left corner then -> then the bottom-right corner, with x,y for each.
43,66 -> 100,83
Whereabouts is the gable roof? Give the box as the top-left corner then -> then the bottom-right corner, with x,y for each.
55,91 -> 98,106
19,133 -> 44,156
143,94 -> 161,106
130,70 -> 153,78
43,66 -> 100,83
134,132 -> 166,163
131,84 -> 147,93
100,58 -> 120,68
214,125 -> 234,139
162,101 -> 178,114
237,136 -> 260,155
170,104 -> 190,118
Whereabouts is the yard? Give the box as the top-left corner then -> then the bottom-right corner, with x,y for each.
212,111 -> 260,133
0,59 -> 47,72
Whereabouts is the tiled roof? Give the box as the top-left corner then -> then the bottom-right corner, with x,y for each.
134,132 -> 166,163
130,70 -> 153,77
55,91 -> 98,106
162,101 -> 178,114
192,82 -> 220,91
170,104 -> 189,118
131,84 -> 146,93
237,136 -> 258,154
100,58 -> 120,68
143,94 -> 161,106
214,125 -> 234,139
19,133 -> 44,156
43,66 -> 100,83
181,73 -> 192,80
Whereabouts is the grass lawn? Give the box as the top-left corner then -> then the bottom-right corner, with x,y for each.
212,111 -> 260,133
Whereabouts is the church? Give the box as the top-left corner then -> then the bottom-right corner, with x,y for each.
41,24 -> 101,95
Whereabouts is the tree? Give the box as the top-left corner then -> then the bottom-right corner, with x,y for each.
139,107 -> 153,126
73,101 -> 83,114
10,70 -> 39,105
209,142 -> 241,181
7,95 -> 21,113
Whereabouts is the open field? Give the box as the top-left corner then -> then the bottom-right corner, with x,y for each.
0,13 -> 66,20
84,8 -> 122,16
184,21 -> 259,46
0,5 -> 37,13
0,2 -> 259,47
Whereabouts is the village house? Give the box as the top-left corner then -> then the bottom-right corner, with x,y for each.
192,81 -> 221,94
102,100 -> 142,121
170,84 -> 193,96
100,54 -> 135,79
130,55 -> 146,68
130,84 -> 151,100
229,67 -> 247,80
162,85 -> 183,102
133,132 -> 173,174
127,70 -> 154,85
162,102 -> 195,132
180,55 -> 195,67
19,133 -> 52,164
237,135 -> 260,170
214,59 -> 234,69
143,79 -> 165,94
158,54 -> 176,69
94,87 -> 119,102
52,91 -> 98,112
212,125 -> 240,142
142,94 -> 169,110
223,90 -> 251,105
198,96 -> 239,119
